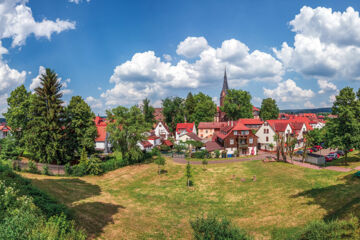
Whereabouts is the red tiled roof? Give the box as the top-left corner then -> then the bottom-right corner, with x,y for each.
184,132 -> 202,141
176,122 -> 195,134
205,141 -> 224,152
141,141 -> 153,148
163,140 -> 173,146
238,118 -> 264,125
232,121 -> 250,131
198,122 -> 226,129
95,125 -> 106,142
267,120 -> 290,132
253,106 -> 260,111
94,116 -> 107,126
148,135 -> 160,140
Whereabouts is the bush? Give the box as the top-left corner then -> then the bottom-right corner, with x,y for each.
12,161 -> 21,171
160,144 -> 171,152
86,155 -> 103,175
71,163 -> 87,177
27,160 -> 40,174
0,136 -> 20,161
192,150 -> 209,159
43,164 -> 50,175
190,215 -> 252,240
214,150 -> 220,158
295,217 -> 360,240
64,163 -> 72,176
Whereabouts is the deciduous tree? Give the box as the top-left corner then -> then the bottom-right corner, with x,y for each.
220,89 -> 252,120
260,98 -> 279,120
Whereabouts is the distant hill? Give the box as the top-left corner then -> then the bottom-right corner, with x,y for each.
280,108 -> 332,114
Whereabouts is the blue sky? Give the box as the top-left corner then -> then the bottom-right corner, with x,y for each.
1,0 -> 360,116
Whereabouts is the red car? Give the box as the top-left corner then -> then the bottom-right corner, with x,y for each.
314,145 -> 323,150
325,155 -> 334,162
307,148 -> 314,153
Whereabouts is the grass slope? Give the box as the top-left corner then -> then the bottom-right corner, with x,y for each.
21,159 -> 360,240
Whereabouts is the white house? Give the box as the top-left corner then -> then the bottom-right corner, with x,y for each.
148,135 -> 161,146
0,125 -> 10,139
138,141 -> 153,152
154,121 -> 171,140
175,122 -> 196,143
309,120 -> 325,129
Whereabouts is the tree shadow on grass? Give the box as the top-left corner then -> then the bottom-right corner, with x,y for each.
31,178 -> 102,204
292,174 -> 360,221
30,178 -> 125,238
72,201 -> 125,239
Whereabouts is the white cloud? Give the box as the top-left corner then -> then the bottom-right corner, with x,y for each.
274,6 -> 360,81
0,0 -> 75,47
317,79 -> 337,94
86,96 -> 104,114
176,37 -> 209,58
69,0 -> 90,3
304,101 -> 315,108
163,54 -> 172,62
102,37 -> 284,107
263,79 -> 315,104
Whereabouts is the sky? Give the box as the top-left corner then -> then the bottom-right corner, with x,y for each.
1,0 -> 360,116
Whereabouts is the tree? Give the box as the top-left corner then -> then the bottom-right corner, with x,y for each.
154,154 -> 166,174
184,92 -> 196,122
66,96 -> 97,155
220,89 -> 252,120
3,85 -> 31,148
23,68 -> 70,164
286,134 -> 297,163
306,128 -> 324,146
106,106 -> 151,164
142,98 -> 155,124
325,87 -> 360,165
185,161 -> 192,187
162,97 -> 185,133
260,98 -> 279,120
202,158 -> 208,170
192,92 -> 217,126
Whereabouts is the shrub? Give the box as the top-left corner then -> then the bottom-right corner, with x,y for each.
296,217 -> 360,240
190,215 -> 252,240
12,161 -> 21,171
43,164 -> 50,175
214,150 -> 220,158
192,150 -> 209,159
27,160 -> 39,174
160,144 -> 171,152
86,155 -> 103,175
64,163 -> 72,176
0,136 -> 20,161
71,163 -> 87,177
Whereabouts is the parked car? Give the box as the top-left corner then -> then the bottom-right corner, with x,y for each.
295,150 -> 304,155
349,149 -> 354,152
336,150 -> 345,156
306,148 -> 314,153
314,145 -> 323,150
325,155 -> 335,162
328,152 -> 340,159
311,147 -> 318,152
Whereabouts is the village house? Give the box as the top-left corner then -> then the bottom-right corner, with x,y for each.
175,122 -> 197,143
197,122 -> 227,141
214,121 -> 258,156
138,141 -> 153,152
0,123 -> 10,139
153,121 -> 171,140
94,116 -> 111,153
239,118 -> 263,130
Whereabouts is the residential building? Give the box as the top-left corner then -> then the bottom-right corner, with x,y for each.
94,116 -> 111,152
175,122 -> 197,142
154,121 -> 171,140
238,118 -> 263,129
138,141 -> 153,152
197,122 -> 227,141
0,124 -> 10,139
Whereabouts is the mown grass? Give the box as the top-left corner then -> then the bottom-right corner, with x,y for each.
21,159 -> 360,240
186,155 -> 257,162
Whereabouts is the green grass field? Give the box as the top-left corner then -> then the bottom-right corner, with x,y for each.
21,159 -> 360,239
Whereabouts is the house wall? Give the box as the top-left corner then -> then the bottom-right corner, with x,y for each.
96,141 -> 105,150
154,123 -> 170,139
198,128 -> 215,140
222,131 -> 257,155
256,123 -> 276,150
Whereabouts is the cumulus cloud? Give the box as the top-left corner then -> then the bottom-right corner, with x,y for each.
274,6 -> 360,81
317,79 -> 337,94
86,96 -> 104,113
263,79 -> 314,104
69,0 -> 90,3
163,54 -> 172,62
0,0 -> 75,47
176,37 -> 210,58
102,37 -> 284,107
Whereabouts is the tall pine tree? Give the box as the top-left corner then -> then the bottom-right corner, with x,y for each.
24,68 -> 70,164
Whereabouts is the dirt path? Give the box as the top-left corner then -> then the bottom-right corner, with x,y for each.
172,151 -> 357,173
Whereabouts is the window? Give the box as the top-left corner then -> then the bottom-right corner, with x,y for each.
245,131 -> 249,135
266,136 -> 269,142
201,134 -> 203,138
263,128 -> 266,134
234,130 -> 238,135
230,139 -> 234,145
206,130 -> 208,133
249,138 -> 253,144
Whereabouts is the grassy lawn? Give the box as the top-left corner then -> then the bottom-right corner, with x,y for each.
326,150 -> 360,168
186,155 -> 257,162
20,159 -> 360,240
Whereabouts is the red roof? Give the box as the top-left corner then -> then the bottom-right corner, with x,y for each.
253,106 -> 260,111
232,121 -> 250,131
198,122 -> 226,129
148,135 -> 160,140
176,122 -> 195,134
141,141 -> 153,148
205,141 -> 224,152
163,140 -> 173,146
95,125 -> 106,142
238,118 -> 264,125
267,120 -> 290,132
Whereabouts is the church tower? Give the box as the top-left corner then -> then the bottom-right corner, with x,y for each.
220,68 -> 229,107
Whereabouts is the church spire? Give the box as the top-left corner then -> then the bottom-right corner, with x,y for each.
222,67 -> 229,94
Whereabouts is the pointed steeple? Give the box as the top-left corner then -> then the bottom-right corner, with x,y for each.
222,67 -> 229,94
